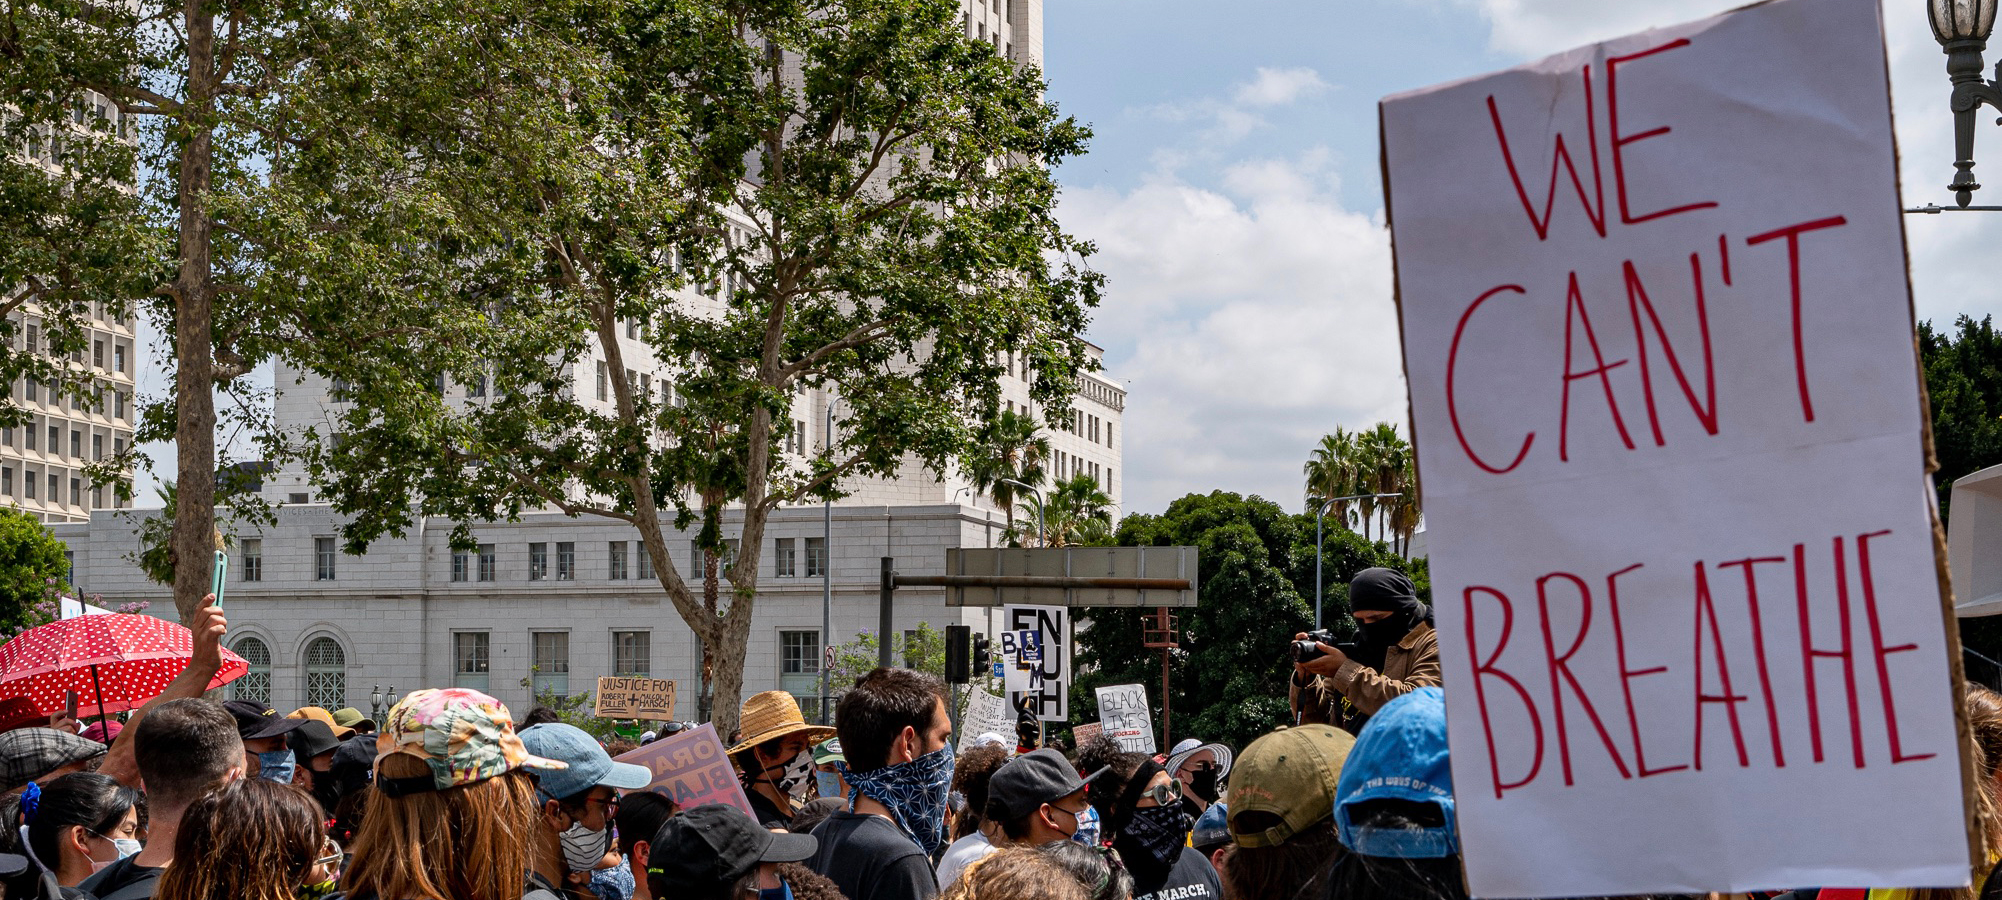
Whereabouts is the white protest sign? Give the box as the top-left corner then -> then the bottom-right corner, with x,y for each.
1094,684 -> 1154,754
1381,0 -> 1968,894
958,688 -> 1014,754
1003,604 -> 1069,721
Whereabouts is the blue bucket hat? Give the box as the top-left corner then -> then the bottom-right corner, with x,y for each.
519,723 -> 654,802
1334,686 -> 1456,859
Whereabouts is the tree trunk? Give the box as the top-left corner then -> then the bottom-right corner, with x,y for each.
169,0 -> 218,625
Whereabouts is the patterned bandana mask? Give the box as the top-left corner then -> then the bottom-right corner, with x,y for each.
840,746 -> 954,855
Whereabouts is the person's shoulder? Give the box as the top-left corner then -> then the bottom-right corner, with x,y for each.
826,814 -> 924,858
78,857 -> 159,900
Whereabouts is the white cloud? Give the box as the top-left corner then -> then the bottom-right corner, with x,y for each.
1064,151 -> 1407,515
1233,66 -> 1332,108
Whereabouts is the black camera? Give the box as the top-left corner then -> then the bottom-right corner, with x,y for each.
1293,629 -> 1338,661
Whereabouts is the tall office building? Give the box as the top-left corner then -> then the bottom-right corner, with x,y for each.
3,90 -> 139,523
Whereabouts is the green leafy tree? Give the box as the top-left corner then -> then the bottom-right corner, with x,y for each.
1303,428 -> 1363,531
279,0 -> 1100,739
1069,491 -> 1422,751
1920,315 -> 2002,670
1043,473 -> 1112,548
0,508 -> 70,635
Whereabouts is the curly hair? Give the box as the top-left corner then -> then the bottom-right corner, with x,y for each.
941,848 -> 1090,900
951,744 -> 1011,840
156,779 -> 324,900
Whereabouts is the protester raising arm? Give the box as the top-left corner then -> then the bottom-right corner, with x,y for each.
96,601 -> 226,789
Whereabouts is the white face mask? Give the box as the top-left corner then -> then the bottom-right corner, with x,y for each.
89,831 -> 141,873
559,819 -> 611,873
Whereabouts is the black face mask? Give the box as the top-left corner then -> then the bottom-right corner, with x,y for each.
1349,568 -> 1428,662
1115,804 -> 1191,874
1189,764 -> 1221,804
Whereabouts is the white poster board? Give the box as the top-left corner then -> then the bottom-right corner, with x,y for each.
1380,0 -> 1969,895
958,688 -> 1014,754
1003,604 -> 1069,722
1094,684 -> 1155,754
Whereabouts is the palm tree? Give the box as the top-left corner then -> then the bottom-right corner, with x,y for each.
1303,428 -> 1362,531
966,409 -> 1049,541
1388,452 -> 1422,557
1045,474 -> 1113,547
1357,422 -> 1409,543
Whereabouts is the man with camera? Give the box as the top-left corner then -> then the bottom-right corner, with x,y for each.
1290,567 -> 1441,733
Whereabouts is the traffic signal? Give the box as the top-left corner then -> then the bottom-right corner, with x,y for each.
944,625 -> 971,684
972,632 -> 992,672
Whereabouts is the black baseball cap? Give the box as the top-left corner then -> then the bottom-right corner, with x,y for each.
985,748 -> 1104,822
224,700 -> 309,741
288,720 -> 343,761
646,804 -> 816,889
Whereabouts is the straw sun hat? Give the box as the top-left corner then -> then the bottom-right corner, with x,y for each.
726,690 -> 835,756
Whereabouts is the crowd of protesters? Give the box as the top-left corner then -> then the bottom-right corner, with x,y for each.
0,567 -> 1988,900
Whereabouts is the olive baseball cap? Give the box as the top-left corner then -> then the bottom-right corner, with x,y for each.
1226,724 -> 1354,849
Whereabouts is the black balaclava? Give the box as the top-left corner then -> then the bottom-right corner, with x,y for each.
1347,567 -> 1429,671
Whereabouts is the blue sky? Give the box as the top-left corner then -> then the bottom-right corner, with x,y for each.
1047,0 -> 2002,516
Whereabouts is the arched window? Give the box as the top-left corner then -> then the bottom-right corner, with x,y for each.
304,637 -> 347,711
229,636 -> 271,705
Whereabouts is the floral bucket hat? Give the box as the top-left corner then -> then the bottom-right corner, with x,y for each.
374,688 -> 565,797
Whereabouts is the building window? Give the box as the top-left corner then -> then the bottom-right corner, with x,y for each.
47,425 -> 57,452
315,537 -> 337,581
596,362 -> 608,401
3,468 -> 12,498
529,543 -> 547,581
532,631 -> 569,699
613,631 -> 649,677
22,423 -> 32,451
452,548 -> 471,582
229,636 -> 271,705
1106,422 -> 1114,446
46,473 -> 56,502
23,471 -> 34,500
608,541 -> 628,580
636,542 -> 653,579
91,434 -> 101,460
556,542 -> 575,581
69,477 -> 79,505
68,430 -> 78,458
113,344 -> 125,373
805,536 -> 827,578
454,632 -> 491,692
779,630 -> 822,719
304,637 -> 347,709
22,380 -> 33,404
774,538 -> 795,578
113,391 -> 125,420
92,340 -> 103,369
478,543 -> 496,581
469,372 -> 486,398
242,539 -> 262,582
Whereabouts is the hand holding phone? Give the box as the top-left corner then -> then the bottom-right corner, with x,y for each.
63,690 -> 76,720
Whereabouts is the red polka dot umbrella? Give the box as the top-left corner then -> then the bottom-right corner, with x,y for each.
0,613 -> 246,718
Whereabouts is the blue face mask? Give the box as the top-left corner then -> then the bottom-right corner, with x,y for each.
258,749 -> 297,783
758,884 -> 792,900
1072,803 -> 1102,846
816,770 -> 843,799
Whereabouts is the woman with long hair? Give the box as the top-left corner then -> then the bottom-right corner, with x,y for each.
1075,737 -> 1220,900
340,689 -> 564,900
0,772 -> 145,898
154,779 -> 335,900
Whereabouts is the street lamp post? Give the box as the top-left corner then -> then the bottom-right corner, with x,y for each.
1314,493 -> 1404,630
1928,0 -> 2002,206
819,396 -> 841,725
1000,478 -> 1045,546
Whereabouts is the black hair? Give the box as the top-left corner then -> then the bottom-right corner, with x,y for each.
951,744 -> 1010,840
614,791 -> 678,861
1037,840 -> 1132,900
135,699 -> 243,810
519,707 -> 562,729
1321,801 -> 1466,900
834,668 -> 944,773
25,772 -> 144,874
1217,816 -> 1342,900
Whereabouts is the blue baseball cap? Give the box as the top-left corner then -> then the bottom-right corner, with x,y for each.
519,723 -> 654,802
1191,800 -> 1231,850
1334,687 -> 1456,859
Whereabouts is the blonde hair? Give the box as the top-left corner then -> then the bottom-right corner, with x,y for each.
339,753 -> 541,900
1905,684 -> 2002,900
941,848 -> 1091,900
156,779 -> 323,900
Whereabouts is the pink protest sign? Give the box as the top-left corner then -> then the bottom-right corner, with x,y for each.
1382,0 -> 1970,894
612,723 -> 754,818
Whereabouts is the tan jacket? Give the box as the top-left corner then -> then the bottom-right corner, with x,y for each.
1296,622 -> 1441,730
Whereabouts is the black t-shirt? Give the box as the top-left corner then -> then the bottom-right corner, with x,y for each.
1130,846 -> 1221,900
76,856 -> 160,900
805,811 -> 936,900
746,788 -> 795,831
